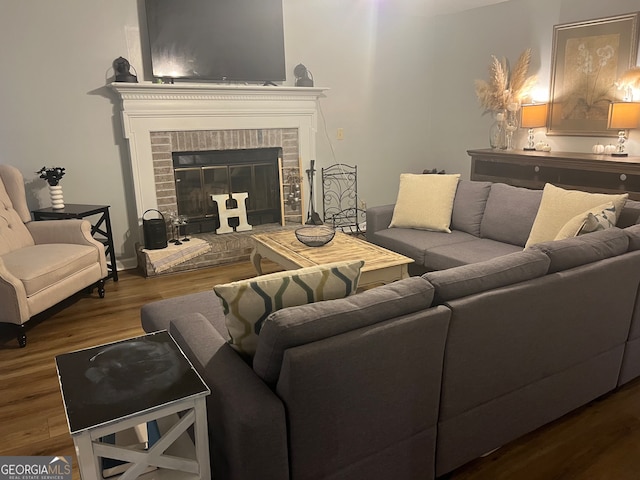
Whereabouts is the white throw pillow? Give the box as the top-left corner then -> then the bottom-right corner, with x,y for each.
389,173 -> 460,233
525,184 -> 627,248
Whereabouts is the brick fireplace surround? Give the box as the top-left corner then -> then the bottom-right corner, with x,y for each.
110,82 -> 327,273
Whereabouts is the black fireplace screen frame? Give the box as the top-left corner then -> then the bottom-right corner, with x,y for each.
173,148 -> 282,233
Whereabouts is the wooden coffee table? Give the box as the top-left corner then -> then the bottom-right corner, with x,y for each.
251,230 -> 413,287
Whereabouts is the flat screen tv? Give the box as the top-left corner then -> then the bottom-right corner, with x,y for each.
145,0 -> 286,83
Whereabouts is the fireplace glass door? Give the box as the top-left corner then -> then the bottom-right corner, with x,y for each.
174,148 -> 281,233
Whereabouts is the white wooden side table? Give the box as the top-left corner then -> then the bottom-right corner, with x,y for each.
56,331 -> 211,480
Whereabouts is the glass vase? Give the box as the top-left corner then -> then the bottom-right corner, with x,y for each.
504,104 -> 520,151
489,111 -> 506,149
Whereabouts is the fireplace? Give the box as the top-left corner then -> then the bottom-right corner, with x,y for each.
150,127 -> 304,233
110,82 -> 327,271
173,147 -> 282,233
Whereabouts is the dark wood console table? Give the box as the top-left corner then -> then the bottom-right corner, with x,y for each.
468,149 -> 640,201
32,204 -> 118,281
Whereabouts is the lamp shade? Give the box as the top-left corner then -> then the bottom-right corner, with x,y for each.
520,103 -> 548,128
608,102 -> 640,129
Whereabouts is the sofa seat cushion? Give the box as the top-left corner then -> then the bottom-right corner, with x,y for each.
529,228 -> 629,273
2,244 -> 100,296
389,173 -> 461,232
253,276 -> 435,385
371,228 -> 479,266
424,239 -> 525,271
480,183 -> 543,247
140,290 -> 230,341
450,180 -> 492,236
525,184 -> 628,248
214,260 -> 364,358
424,250 -> 550,303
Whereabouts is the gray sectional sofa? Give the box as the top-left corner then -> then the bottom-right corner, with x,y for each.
141,180 -> 640,479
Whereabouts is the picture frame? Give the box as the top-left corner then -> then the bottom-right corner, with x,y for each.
547,12 -> 640,137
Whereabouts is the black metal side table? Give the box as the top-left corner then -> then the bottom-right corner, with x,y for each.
32,204 -> 118,281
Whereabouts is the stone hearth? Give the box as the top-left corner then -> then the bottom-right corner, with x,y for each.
137,223 -> 296,277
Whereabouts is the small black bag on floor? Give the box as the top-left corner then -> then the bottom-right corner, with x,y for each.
142,209 -> 168,250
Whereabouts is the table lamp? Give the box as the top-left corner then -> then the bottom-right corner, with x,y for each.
607,102 -> 640,157
520,103 -> 548,150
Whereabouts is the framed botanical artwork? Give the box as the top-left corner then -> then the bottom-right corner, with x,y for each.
548,12 -> 640,136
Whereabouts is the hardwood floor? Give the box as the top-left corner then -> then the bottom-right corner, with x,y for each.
1,262 -> 639,479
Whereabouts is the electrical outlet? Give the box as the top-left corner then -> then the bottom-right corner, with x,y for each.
337,128 -> 344,140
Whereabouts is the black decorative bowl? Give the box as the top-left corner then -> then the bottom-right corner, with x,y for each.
295,225 -> 335,247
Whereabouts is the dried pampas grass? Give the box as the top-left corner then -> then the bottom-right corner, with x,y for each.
475,48 -> 537,114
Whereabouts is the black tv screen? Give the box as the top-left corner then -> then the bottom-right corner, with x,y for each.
145,0 -> 286,83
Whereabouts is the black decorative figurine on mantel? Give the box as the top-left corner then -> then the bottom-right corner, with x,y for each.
113,57 -> 138,83
294,64 -> 314,87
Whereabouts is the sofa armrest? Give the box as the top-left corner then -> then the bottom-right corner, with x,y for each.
366,204 -> 395,239
169,313 -> 289,480
0,257 -> 28,324
27,220 -> 108,277
27,219 -> 100,247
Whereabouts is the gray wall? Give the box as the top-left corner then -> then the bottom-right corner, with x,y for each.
0,0 -> 638,269
425,0 -> 640,177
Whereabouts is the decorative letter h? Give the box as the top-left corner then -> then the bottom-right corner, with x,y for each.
211,192 -> 253,234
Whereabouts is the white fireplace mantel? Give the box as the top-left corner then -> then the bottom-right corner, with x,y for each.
109,82 -> 328,222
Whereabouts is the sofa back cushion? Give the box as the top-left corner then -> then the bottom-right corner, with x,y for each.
423,250 -> 550,303
0,167 -> 35,256
480,183 -> 543,246
618,199 -> 640,228
214,260 -> 364,358
450,180 -> 492,237
528,228 -> 629,273
253,276 -> 435,385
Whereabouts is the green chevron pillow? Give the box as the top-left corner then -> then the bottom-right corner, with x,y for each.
213,259 -> 364,358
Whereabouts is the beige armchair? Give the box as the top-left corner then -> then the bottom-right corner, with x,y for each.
0,165 -> 108,347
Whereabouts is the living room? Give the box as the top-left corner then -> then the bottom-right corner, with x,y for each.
0,0 -> 637,270
1,0 -> 640,479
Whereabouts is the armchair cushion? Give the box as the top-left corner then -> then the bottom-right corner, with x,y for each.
2,244 -> 102,297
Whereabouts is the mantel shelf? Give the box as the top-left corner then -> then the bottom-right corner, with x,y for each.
109,82 -> 329,102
